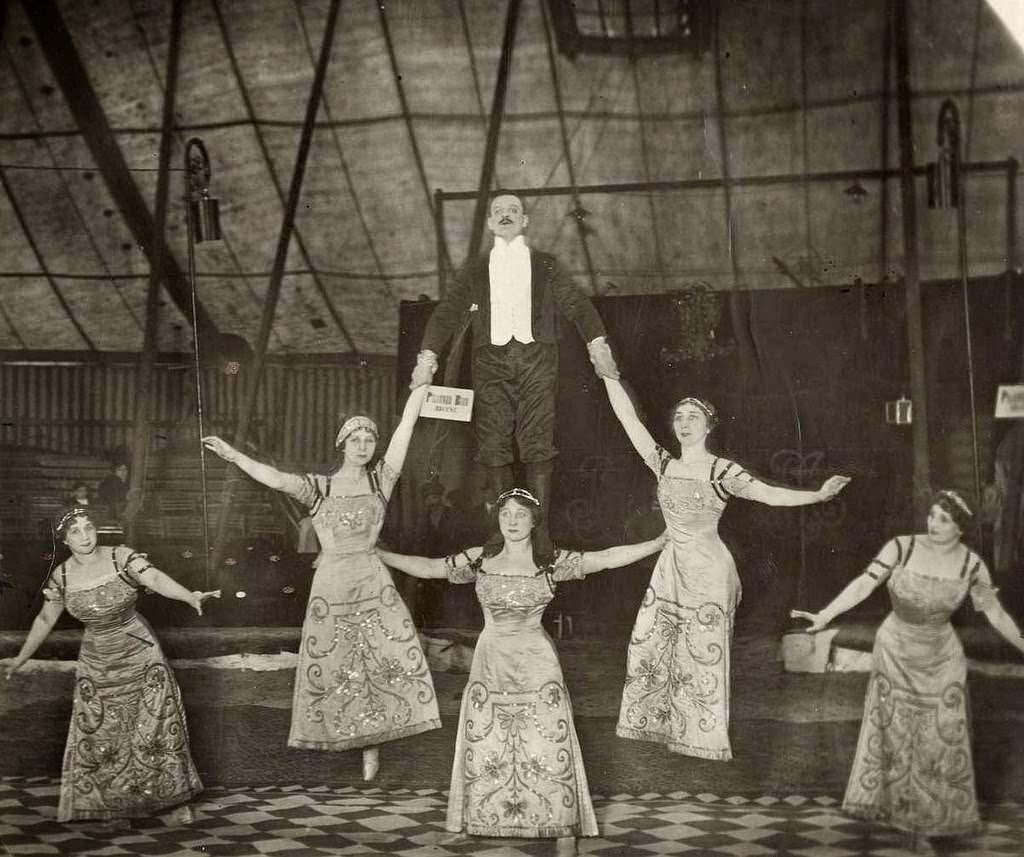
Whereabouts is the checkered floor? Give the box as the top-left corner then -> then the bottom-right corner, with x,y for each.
1,778 -> 1021,856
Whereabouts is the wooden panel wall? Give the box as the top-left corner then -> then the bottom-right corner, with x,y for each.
0,358 -> 397,468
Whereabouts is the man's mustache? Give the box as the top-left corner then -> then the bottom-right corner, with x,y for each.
499,217 -> 513,224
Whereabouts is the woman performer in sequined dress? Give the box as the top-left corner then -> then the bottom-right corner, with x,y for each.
202,383 -> 436,781
378,488 -> 666,853
792,490 -> 1024,854
3,508 -> 217,827
601,377 -> 850,760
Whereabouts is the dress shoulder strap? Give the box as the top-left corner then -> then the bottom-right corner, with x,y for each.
367,465 -> 384,502
307,474 -> 327,516
962,546 -> 982,581
901,535 -> 916,566
116,547 -> 152,588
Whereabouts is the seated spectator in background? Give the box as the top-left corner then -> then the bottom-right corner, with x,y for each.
624,488 -> 663,543
98,463 -> 129,521
402,478 -> 457,628
68,482 -> 92,508
416,478 -> 457,556
450,485 -> 499,547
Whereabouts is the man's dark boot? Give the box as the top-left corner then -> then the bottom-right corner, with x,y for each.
524,460 -> 555,562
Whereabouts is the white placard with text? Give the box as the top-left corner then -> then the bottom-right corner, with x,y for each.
421,385 -> 474,422
995,384 -> 1024,418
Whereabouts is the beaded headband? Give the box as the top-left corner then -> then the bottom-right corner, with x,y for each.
55,507 -> 93,537
674,396 -> 718,426
334,416 -> 379,448
497,488 -> 541,507
936,489 -> 973,518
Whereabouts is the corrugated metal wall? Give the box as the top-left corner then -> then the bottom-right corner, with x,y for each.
0,359 -> 397,466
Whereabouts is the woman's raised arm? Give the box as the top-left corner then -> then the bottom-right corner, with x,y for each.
382,385 -> 431,476
202,436 -> 301,494
602,377 -> 658,462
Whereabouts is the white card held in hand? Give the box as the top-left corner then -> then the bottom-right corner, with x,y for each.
420,385 -> 474,422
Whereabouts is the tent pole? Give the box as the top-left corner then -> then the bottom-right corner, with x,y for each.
211,0 -> 343,565
24,0 -> 219,344
466,0 -> 522,263
127,0 -> 184,545
539,1 -> 599,294
893,0 -> 931,519
1006,159 -> 1019,344
435,188 -> 448,297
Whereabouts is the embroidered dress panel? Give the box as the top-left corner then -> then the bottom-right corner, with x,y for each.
843,536 -> 992,837
616,446 -> 753,760
285,461 -> 440,750
51,552 -> 202,821
444,551 -> 598,838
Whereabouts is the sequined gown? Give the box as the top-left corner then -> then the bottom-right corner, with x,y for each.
616,449 -> 754,760
843,535 -> 995,837
286,462 -> 440,750
50,548 -> 202,822
445,550 -> 598,838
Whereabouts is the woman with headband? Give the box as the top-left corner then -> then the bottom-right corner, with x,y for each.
792,490 -> 1024,853
202,384 -> 436,782
377,488 -> 666,851
3,507 -> 218,828
601,378 -> 850,761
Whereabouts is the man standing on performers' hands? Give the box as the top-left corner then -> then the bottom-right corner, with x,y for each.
411,192 -> 619,547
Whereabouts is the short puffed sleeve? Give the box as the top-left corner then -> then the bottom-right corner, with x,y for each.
550,550 -> 585,583
43,565 -> 67,605
115,545 -> 153,588
286,473 -> 327,511
968,557 -> 999,612
864,537 -> 906,583
712,458 -> 756,500
643,444 -> 674,478
445,549 -> 482,584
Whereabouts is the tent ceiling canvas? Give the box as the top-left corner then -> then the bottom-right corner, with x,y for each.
1,0 -> 1022,355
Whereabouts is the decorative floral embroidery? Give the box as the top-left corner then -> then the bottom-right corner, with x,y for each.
450,573 -> 594,837
60,574 -> 201,821
620,601 -> 726,748
617,453 -> 741,761
289,486 -> 439,750
843,563 -> 981,837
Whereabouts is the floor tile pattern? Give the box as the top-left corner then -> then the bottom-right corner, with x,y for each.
1,778 -> 1020,856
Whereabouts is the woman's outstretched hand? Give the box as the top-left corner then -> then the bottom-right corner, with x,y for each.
202,436 -> 237,463
790,609 -> 829,633
189,590 -> 222,616
817,475 -> 851,502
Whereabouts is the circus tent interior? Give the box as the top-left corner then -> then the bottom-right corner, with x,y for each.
3,3 -> 1024,849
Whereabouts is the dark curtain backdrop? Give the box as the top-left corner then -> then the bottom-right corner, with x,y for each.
395,273 -> 1022,636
